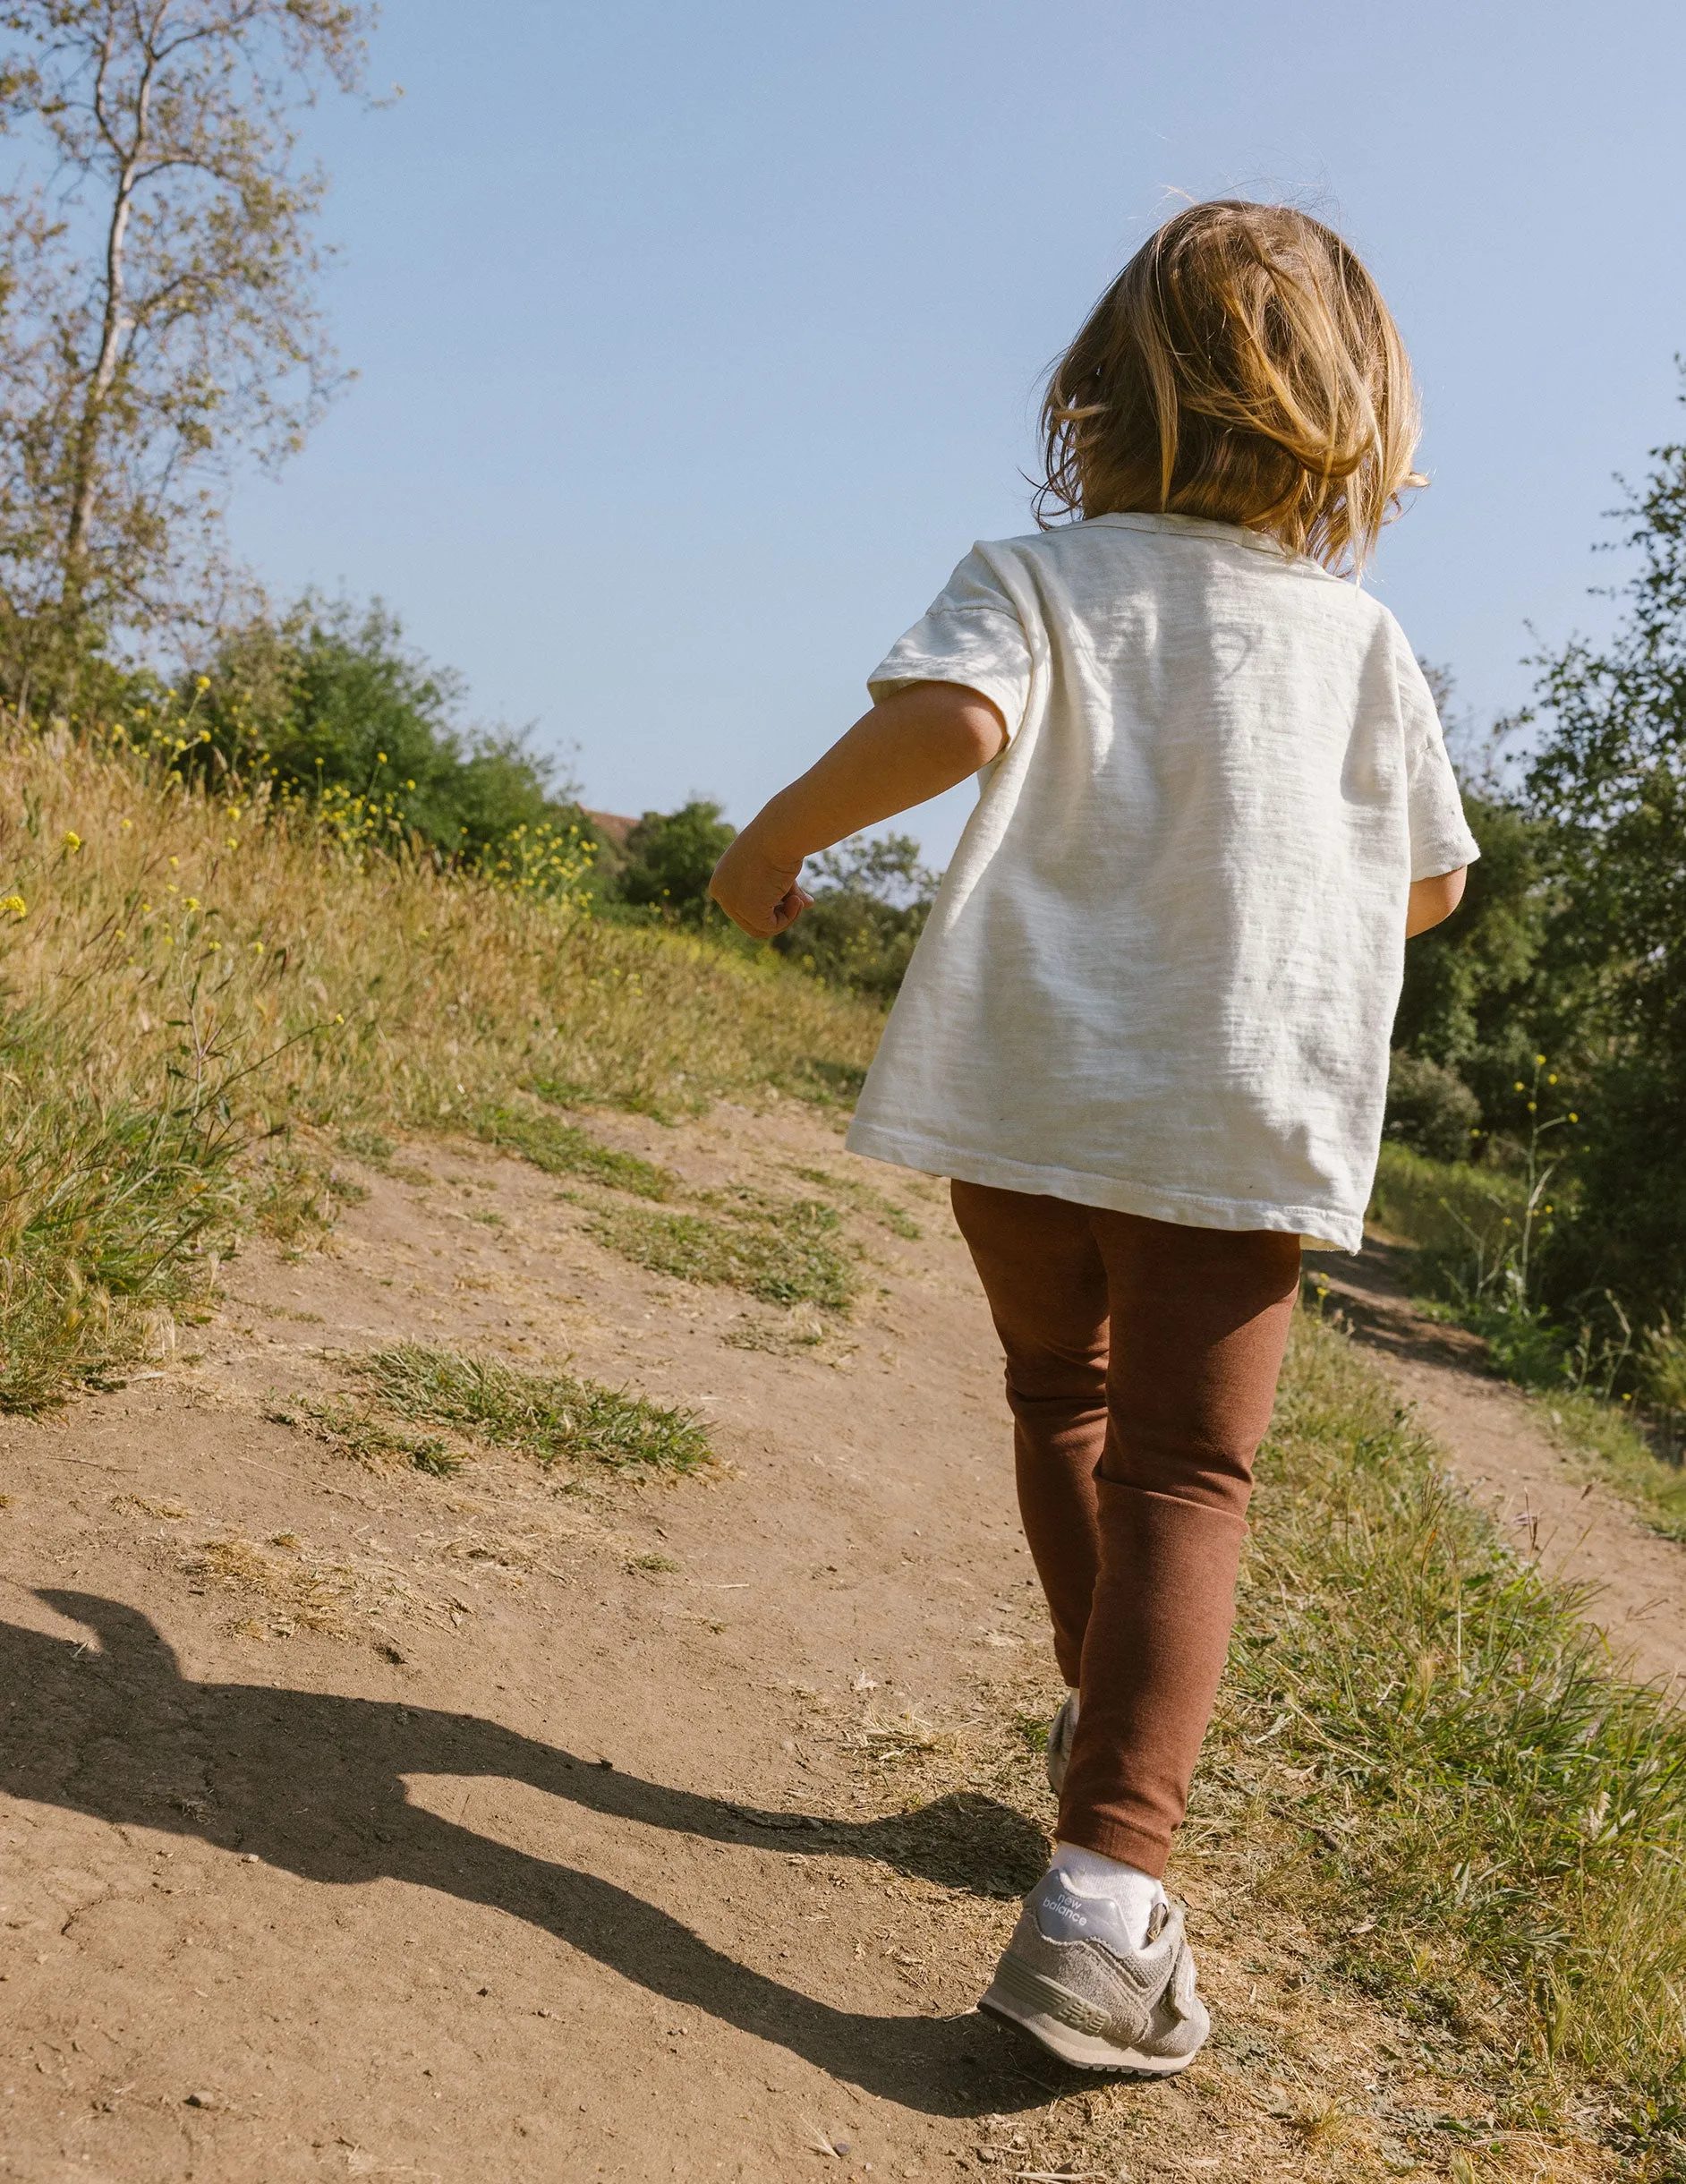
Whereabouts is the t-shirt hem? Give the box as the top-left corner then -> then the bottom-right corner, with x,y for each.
843,1119 -> 1364,1254
1410,832 -> 1481,882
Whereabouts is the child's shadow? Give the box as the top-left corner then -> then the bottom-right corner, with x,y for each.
3,1591 -> 1054,2117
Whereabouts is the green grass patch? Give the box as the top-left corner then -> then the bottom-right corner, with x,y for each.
788,1163 -> 921,1240
268,1393 -> 467,1477
474,1105 -> 678,1199
353,1343 -> 711,1475
1369,1139 -> 1528,1258
0,1005 -> 259,1412
336,1125 -> 396,1166
1212,1311 -> 1686,2160
588,1191 -> 856,1310
1536,1389 -> 1686,1544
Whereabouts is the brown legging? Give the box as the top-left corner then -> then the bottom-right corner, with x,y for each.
950,1182 -> 1300,1878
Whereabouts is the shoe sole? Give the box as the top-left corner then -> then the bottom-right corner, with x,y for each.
978,1966 -> 1201,2077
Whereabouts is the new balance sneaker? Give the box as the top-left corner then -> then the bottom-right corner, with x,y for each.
979,1867 -> 1209,2073
1045,1690 -> 1078,1798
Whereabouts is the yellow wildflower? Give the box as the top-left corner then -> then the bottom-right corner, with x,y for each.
195,675 -> 210,690
63,830 -> 81,853
185,896 -> 200,912
2,894 -> 26,918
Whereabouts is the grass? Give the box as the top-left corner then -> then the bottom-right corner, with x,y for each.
1369,1142 -> 1686,1543
268,1393 -> 468,1477
352,1343 -> 713,1475
788,1162 -> 922,1240
587,1190 -> 856,1310
1213,1309 -> 1686,2165
474,1103 -> 678,1199
0,728 -> 880,1408
1369,1139 -> 1529,1259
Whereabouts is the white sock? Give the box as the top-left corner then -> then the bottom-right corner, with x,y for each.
1050,1841 -> 1165,1951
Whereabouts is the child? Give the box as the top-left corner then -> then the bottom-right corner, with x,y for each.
710,200 -> 1476,2073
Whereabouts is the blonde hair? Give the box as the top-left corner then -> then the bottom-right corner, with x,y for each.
1036,200 -> 1422,573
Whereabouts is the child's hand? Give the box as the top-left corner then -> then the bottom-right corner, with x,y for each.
709,831 -> 814,938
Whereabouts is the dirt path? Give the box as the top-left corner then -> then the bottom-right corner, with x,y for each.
1307,1241 -> 1686,1693
0,1107 -> 1624,2183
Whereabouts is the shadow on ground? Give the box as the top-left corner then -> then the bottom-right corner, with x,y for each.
0,1590 -> 1060,2117
1303,1237 -> 1493,1373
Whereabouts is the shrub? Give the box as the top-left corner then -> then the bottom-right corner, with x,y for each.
1382,1046 -> 1482,1162
613,798 -> 737,925
124,599 -> 604,871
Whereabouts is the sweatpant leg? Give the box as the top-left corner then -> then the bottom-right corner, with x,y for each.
949,1182 -> 1109,1687
1058,1211 -> 1301,1876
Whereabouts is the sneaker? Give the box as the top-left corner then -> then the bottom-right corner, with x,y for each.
1045,1691 -> 1077,1798
979,1868 -> 1209,2073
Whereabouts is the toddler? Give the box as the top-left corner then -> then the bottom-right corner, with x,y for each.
710,200 -> 1476,2073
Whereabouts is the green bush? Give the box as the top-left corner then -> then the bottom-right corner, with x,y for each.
1382,1046 -> 1481,1162
129,599 -> 601,868
613,798 -> 737,925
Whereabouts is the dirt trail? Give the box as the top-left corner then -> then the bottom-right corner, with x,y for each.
0,1105 -> 1632,2183
1307,1241 -> 1686,1693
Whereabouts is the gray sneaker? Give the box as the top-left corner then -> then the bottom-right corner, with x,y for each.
979,1868 -> 1209,2073
1045,1692 -> 1077,1798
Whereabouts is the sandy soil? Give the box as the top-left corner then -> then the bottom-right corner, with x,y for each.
0,1103 -> 1636,2182
1307,1241 -> 1686,1694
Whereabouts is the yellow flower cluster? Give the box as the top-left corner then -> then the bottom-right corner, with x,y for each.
482,820 -> 596,909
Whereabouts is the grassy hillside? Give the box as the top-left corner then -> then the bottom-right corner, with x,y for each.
0,730 -> 881,1406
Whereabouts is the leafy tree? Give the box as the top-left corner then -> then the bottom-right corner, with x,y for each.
0,0 -> 372,712
1392,788 -> 1554,1129
773,832 -> 937,1002
615,798 -> 737,924
1517,404 -> 1686,1328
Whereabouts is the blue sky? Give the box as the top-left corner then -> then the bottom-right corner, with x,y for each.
226,0 -> 1686,861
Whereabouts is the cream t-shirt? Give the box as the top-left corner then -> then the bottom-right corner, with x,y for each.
843,512 -> 1480,1253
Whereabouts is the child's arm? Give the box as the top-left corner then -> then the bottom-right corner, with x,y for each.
709,681 -> 1008,938
1406,866 -> 1468,937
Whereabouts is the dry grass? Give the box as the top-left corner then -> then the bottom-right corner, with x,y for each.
0,729 -> 880,1406
189,1534 -> 359,1634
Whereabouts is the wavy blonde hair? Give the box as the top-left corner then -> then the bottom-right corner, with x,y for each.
1036,200 -> 1422,573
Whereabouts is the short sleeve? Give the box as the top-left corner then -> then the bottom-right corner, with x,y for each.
1397,643 -> 1481,881
867,545 -> 1033,741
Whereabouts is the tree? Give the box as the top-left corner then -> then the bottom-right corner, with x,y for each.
772,832 -> 938,1002
0,0 -> 372,714
1520,397 -> 1686,1328
616,798 -> 737,925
